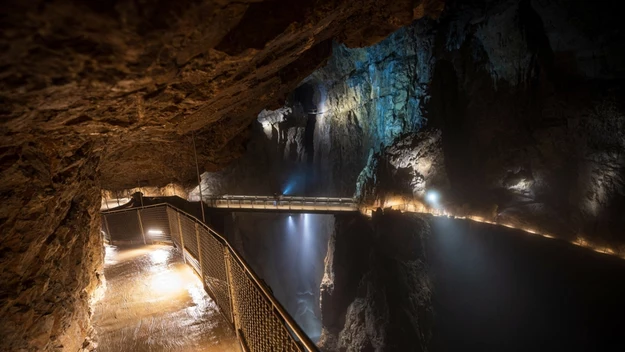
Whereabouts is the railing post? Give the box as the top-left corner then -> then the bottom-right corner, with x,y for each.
195,222 -> 203,278
103,214 -> 112,244
177,212 -> 186,264
136,209 -> 147,244
224,248 -> 239,338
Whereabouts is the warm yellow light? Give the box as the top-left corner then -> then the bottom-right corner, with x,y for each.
592,246 -> 615,255
104,245 -> 118,265
357,203 -> 625,260
150,249 -> 170,265
151,270 -> 185,296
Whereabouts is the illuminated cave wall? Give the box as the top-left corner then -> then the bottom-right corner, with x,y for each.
197,21 -> 435,198
353,1 -> 625,252
202,0 -> 625,249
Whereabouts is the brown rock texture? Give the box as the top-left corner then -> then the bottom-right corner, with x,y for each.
0,139 -> 103,351
1,0 -> 444,190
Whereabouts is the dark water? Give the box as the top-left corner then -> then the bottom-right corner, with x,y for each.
429,217 -> 625,352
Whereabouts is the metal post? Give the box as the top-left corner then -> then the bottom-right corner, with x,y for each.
104,191 -> 110,210
177,212 -> 186,264
138,181 -> 144,208
192,131 -> 206,223
224,249 -> 238,334
136,209 -> 147,244
195,222 -> 203,278
103,214 -> 112,244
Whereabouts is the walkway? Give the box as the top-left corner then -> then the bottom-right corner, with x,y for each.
92,244 -> 240,352
203,195 -> 358,213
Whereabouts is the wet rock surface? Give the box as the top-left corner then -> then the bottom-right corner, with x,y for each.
319,210 -> 432,352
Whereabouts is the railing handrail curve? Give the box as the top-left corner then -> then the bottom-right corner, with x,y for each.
101,202 -> 318,352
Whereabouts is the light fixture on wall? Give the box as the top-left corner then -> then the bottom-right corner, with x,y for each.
426,190 -> 440,204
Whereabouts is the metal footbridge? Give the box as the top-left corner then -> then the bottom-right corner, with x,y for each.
203,195 -> 358,213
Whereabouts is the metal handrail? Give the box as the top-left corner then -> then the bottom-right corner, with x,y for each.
101,203 -> 318,352
203,195 -> 358,212
205,195 -> 355,202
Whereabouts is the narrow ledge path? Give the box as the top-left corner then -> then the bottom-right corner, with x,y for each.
92,244 -> 240,352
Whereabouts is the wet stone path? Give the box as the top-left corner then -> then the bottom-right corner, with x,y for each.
92,244 -> 240,352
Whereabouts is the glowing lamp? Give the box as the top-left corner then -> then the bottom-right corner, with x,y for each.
425,190 -> 439,203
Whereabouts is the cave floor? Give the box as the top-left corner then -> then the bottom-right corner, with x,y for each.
92,244 -> 240,352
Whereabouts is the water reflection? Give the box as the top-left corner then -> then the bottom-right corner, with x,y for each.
93,244 -> 240,352
284,214 -> 324,341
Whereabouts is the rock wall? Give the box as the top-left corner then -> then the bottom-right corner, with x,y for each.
204,0 -> 625,248
198,21 -> 437,197
1,0 -> 444,191
319,210 -> 432,352
0,139 -> 104,351
355,0 -> 625,248
422,0 -> 625,248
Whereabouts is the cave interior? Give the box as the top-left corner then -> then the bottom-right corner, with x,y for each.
2,0 -> 625,351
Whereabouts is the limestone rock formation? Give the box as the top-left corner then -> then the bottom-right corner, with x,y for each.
355,130 -> 448,207
0,140 -> 103,351
198,20 -> 438,197
201,0 -> 625,250
1,0 -> 443,190
319,210 -> 432,352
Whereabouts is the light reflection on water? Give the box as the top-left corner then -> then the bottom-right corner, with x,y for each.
93,244 -> 240,352
281,213 -> 325,342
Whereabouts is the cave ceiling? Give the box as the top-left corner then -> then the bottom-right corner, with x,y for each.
0,0 -> 444,190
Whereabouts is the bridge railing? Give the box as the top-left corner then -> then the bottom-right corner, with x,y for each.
203,195 -> 358,212
101,203 -> 318,352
